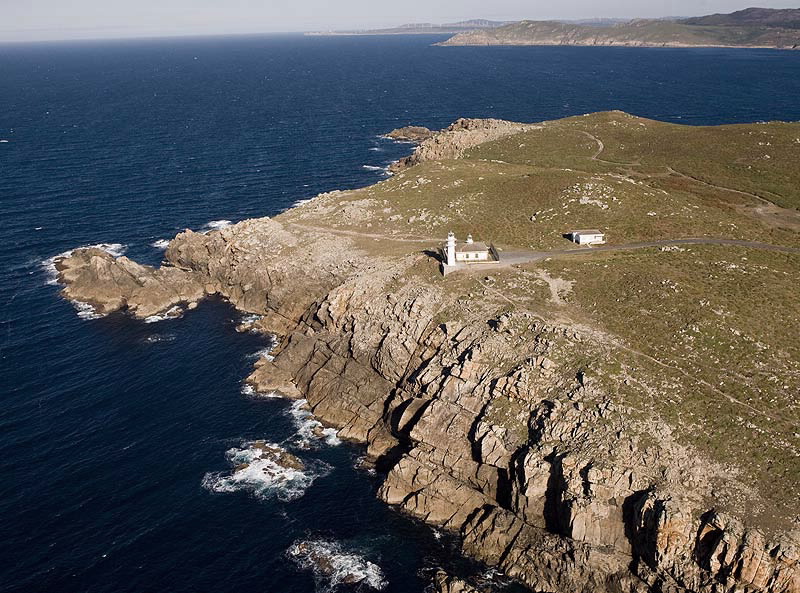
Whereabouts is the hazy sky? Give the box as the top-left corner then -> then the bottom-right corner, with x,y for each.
1,0 -> 798,42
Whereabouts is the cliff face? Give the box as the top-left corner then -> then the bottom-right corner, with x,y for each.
53,114 -> 800,593
54,221 -> 799,593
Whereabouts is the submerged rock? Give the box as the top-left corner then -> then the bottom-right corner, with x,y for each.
287,539 -> 387,590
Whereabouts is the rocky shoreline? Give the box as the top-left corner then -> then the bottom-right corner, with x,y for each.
53,117 -> 799,593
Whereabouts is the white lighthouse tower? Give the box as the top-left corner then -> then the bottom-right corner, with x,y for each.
446,231 -> 457,267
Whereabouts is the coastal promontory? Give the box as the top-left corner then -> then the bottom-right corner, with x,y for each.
55,112 -> 800,593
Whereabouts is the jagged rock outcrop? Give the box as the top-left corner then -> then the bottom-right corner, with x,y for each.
389,118 -> 540,172
55,216 -> 367,329
433,570 -> 483,593
383,125 -> 433,143
52,118 -> 800,593
252,263 -> 800,593
55,247 -> 204,318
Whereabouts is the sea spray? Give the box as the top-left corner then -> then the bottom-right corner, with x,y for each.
42,243 -> 127,286
202,441 -> 329,501
287,539 -> 388,591
288,400 -> 341,448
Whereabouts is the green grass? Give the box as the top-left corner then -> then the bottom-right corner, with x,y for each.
276,112 -> 800,530
535,246 -> 800,528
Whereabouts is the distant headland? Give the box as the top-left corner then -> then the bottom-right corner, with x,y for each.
312,8 -> 800,50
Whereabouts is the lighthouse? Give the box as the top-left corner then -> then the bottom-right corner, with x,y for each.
446,231 -> 456,266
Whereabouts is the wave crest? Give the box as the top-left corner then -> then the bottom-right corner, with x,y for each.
289,400 -> 340,448
202,441 -> 328,501
199,220 -> 233,234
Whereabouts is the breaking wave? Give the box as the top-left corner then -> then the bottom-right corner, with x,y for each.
73,301 -> 103,320
239,313 -> 263,326
241,382 -> 283,399
248,345 -> 276,362
200,220 -> 232,233
151,239 -> 170,249
288,400 -> 341,449
143,334 -> 177,344
202,441 -> 328,501
287,539 -> 387,591
143,306 -> 183,323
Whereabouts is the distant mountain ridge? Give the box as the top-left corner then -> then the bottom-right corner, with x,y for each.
681,7 -> 800,29
438,7 -> 800,49
307,19 -> 511,36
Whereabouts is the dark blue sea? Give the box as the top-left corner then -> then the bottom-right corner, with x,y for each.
1,34 -> 799,593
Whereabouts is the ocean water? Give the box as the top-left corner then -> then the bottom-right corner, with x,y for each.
1,34 -> 799,593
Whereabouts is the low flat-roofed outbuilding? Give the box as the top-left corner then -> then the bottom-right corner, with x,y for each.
568,230 -> 606,245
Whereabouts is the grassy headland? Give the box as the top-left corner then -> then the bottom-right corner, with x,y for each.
280,111 -> 800,528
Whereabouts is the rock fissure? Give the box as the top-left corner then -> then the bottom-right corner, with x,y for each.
52,114 -> 800,593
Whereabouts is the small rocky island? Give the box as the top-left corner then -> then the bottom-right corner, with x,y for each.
54,112 -> 800,593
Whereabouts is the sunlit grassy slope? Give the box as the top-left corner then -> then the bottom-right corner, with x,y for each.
280,112 -> 800,528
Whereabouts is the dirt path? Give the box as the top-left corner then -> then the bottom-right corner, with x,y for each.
665,167 -> 800,231
579,130 -> 640,166
613,341 -> 774,420
579,130 -> 800,231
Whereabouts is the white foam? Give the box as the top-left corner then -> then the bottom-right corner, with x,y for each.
151,239 -> 170,249
241,384 -> 283,399
200,220 -> 233,234
289,400 -> 341,448
143,306 -> 183,324
246,333 -> 277,360
362,164 -> 386,172
202,441 -> 327,502
353,456 -> 377,476
368,147 -> 382,152
240,313 -> 263,326
0,140 -> 9,143
144,334 -> 177,344
248,346 -> 275,362
42,243 -> 127,286
288,539 -> 387,591
73,301 -> 103,320
292,197 -> 315,207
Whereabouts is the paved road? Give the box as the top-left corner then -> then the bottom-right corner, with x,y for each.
446,238 -> 800,274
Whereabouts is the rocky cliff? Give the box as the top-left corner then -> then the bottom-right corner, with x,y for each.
52,114 -> 800,593
388,118 -> 540,172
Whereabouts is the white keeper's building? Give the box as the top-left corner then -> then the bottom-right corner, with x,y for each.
442,232 -> 498,273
